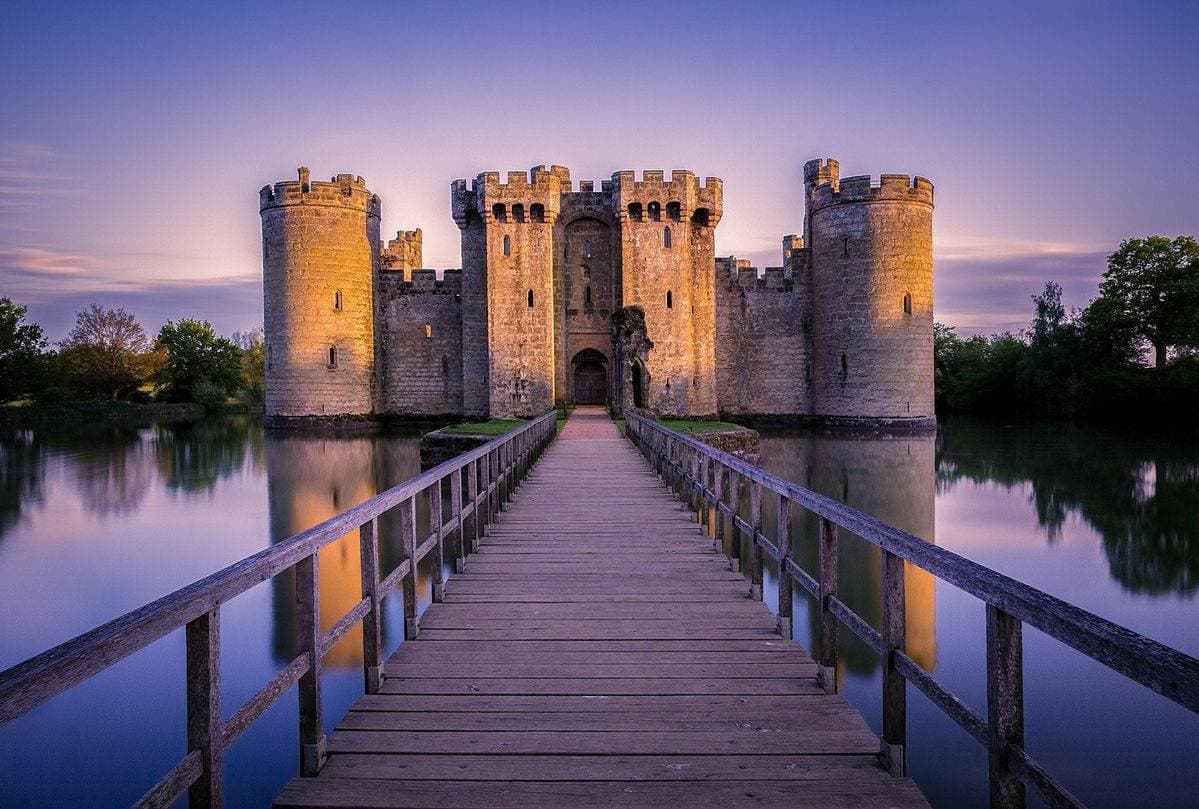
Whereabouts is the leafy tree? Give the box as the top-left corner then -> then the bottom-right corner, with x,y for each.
156,319 -> 243,403
0,298 -> 48,403
231,328 -> 265,403
59,305 -> 159,401
1098,236 -> 1199,367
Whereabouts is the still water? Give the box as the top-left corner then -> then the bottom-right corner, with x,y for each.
0,416 -> 1196,807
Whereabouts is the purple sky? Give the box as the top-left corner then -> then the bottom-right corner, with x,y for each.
2,1 -> 1196,340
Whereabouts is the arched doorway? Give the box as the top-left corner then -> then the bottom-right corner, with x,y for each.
630,360 -> 646,409
572,349 -> 608,405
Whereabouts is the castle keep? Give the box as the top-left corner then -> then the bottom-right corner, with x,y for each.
260,158 -> 934,427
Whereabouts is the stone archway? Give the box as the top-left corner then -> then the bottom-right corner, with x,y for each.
571,348 -> 608,405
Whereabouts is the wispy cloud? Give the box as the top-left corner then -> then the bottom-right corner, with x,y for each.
0,142 -> 85,211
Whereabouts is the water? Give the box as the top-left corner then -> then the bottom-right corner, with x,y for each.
0,416 -> 1196,807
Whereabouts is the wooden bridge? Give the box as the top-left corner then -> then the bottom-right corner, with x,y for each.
1,407 -> 1197,808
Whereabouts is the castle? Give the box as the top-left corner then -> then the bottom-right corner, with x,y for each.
259,157 -> 934,427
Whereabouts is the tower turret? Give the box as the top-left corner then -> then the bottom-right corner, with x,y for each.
260,168 -> 380,420
805,159 -> 934,426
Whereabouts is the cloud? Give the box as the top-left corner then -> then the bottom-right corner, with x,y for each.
0,142 -> 84,211
0,246 -> 109,280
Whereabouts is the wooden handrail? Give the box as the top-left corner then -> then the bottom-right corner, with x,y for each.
0,411 -> 557,808
626,411 -> 1198,808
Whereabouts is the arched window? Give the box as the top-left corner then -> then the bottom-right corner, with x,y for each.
691,208 -> 709,227
585,285 -> 592,305
530,203 -> 545,223
628,202 -> 643,222
333,290 -> 343,311
666,201 -> 681,221
503,235 -> 511,256
583,239 -> 591,258
424,323 -> 432,339
512,203 -> 525,223
663,227 -> 672,249
648,201 -> 661,221
528,289 -> 534,308
492,203 -> 506,222
666,290 -> 673,309
903,292 -> 912,315
328,345 -> 338,367
840,353 -> 848,378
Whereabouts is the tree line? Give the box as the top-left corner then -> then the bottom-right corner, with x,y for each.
0,301 -> 264,411
936,236 -> 1199,421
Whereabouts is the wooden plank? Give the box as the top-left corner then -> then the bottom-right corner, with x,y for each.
378,663 -> 816,679
131,749 -> 202,809
348,693 -> 856,713
377,677 -> 824,696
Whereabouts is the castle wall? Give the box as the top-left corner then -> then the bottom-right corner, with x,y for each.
557,199 -> 619,405
806,163 -> 935,423
376,270 -> 463,416
260,169 -> 379,418
715,259 -> 810,416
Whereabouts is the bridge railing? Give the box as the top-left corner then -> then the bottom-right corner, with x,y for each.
0,411 -> 557,809
625,411 -> 1199,809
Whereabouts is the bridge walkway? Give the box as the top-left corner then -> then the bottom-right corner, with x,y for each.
274,407 -> 929,808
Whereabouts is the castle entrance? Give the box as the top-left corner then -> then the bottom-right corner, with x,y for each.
571,349 -> 608,405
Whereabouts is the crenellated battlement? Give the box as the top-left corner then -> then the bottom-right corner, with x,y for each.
381,268 -> 462,295
451,166 -> 565,226
611,170 -> 723,225
716,257 -> 794,291
260,167 -> 380,217
380,228 -> 423,277
808,170 -> 933,211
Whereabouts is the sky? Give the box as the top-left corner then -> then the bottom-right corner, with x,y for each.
1,1 -> 1196,340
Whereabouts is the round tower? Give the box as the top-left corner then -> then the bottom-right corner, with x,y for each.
260,168 -> 380,420
805,159 -> 935,426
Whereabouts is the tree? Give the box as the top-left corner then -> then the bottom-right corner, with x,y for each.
1098,236 -> 1199,367
59,305 -> 158,401
156,319 -> 244,403
0,298 -> 48,403
232,328 -> 265,402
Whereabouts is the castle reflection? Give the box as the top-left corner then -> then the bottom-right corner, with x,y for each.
758,429 -> 937,676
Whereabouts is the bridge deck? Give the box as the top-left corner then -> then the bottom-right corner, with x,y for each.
274,408 -> 929,808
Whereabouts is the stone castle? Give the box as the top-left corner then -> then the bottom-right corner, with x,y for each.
259,157 -> 934,427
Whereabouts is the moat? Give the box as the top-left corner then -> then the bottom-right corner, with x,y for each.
1,417 -> 1196,807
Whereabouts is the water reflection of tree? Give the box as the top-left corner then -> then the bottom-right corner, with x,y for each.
69,428 -> 155,517
0,430 -> 47,539
153,417 -> 258,494
937,418 -> 1199,596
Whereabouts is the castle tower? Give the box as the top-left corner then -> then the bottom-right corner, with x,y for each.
804,158 -> 935,425
614,170 -> 722,417
260,168 -> 380,419
453,167 -> 563,418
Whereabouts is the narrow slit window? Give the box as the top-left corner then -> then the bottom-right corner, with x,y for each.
442,356 -> 449,376
528,289 -> 534,308
585,285 -> 592,305
666,290 -> 673,309
903,292 -> 912,314
424,323 -> 432,339
503,235 -> 511,256
840,353 -> 848,377
583,239 -> 591,258
663,227 -> 672,248
842,236 -> 849,258
328,345 -> 338,367
333,290 -> 343,311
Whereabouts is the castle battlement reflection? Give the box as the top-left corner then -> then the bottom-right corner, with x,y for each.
759,429 -> 937,675
266,430 -> 426,669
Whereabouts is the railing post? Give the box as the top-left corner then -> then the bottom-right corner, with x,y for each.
713,465 -> 726,553
690,450 -> 702,521
480,451 -> 493,536
295,553 -> 326,776
185,607 -> 222,807
776,494 -> 793,639
430,480 -> 445,603
729,472 -> 744,575
986,605 -> 1026,809
451,467 -> 465,574
818,517 -> 838,693
467,459 -> 480,553
699,455 -> 711,535
748,482 -> 763,601
400,496 -> 419,640
881,549 -> 907,777
359,519 -> 382,694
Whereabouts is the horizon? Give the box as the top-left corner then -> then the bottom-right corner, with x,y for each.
2,1 -> 1197,341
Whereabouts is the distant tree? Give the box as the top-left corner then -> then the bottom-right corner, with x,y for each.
59,305 -> 158,401
1098,236 -> 1199,367
231,327 -> 265,403
0,297 -> 48,403
156,319 -> 243,403
1030,281 -> 1068,346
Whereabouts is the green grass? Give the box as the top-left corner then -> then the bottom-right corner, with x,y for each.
440,418 -> 527,436
659,419 -> 745,435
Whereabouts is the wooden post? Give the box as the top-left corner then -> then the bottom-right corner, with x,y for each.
359,519 -> 382,694
729,473 -> 743,575
699,455 -> 711,535
776,494 -> 793,639
880,548 -> 907,777
480,451 -> 493,537
986,604 -> 1026,809
467,459 -> 480,553
818,517 -> 838,693
451,468 -> 465,574
400,496 -> 419,640
713,465 -> 726,553
185,608 -> 222,807
295,553 -> 326,776
748,482 -> 763,601
429,479 -> 445,603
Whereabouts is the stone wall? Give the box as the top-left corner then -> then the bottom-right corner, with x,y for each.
376,269 -> 463,416
260,168 -> 379,419
805,161 -> 935,423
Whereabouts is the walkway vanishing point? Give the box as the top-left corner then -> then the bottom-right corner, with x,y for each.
274,408 -> 929,808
